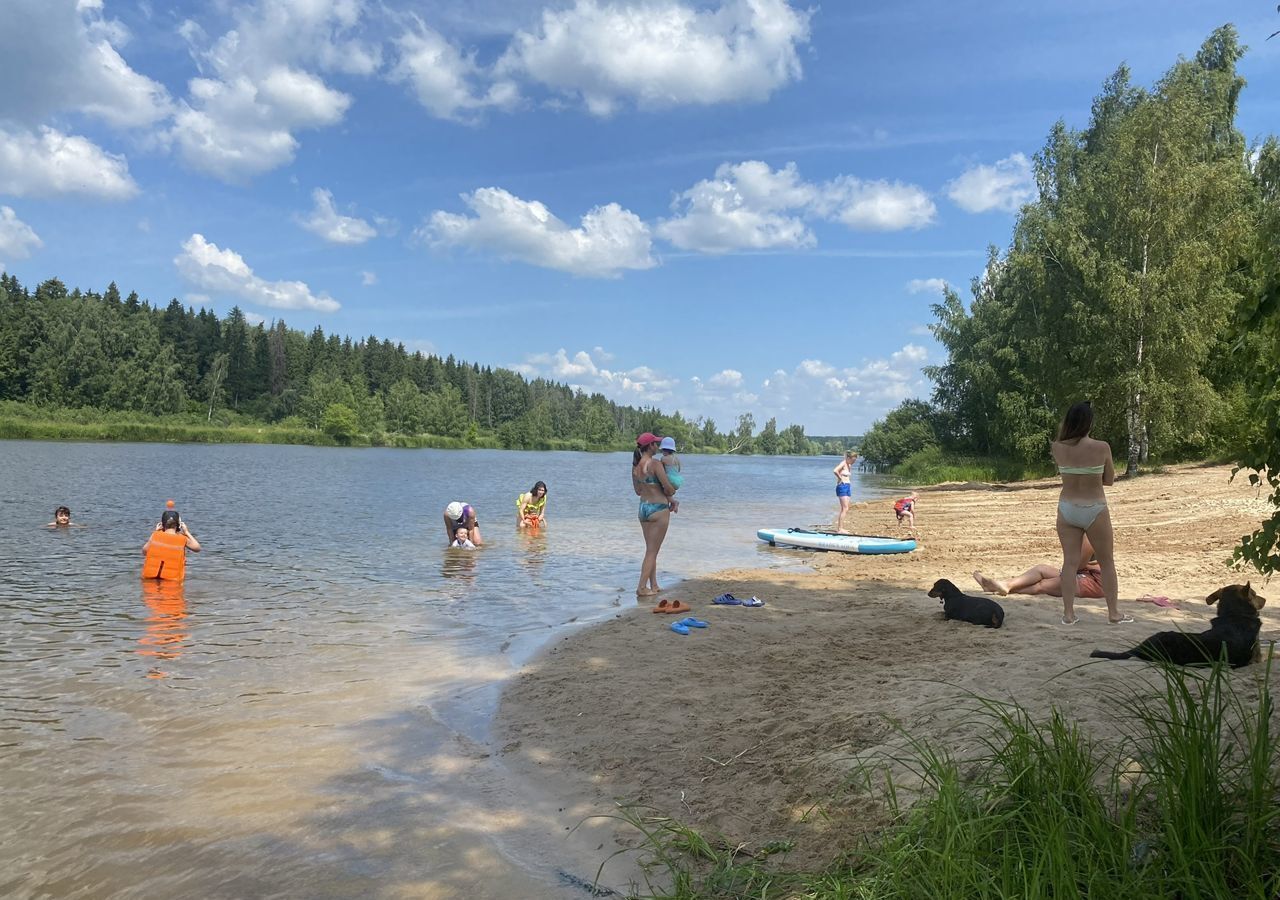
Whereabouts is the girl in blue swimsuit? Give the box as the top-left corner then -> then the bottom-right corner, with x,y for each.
632,432 -> 676,596
1050,402 -> 1128,626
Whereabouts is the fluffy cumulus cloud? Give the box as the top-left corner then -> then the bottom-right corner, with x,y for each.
0,206 -> 43,265
174,233 -> 341,312
298,188 -> 377,244
946,153 -> 1036,214
0,0 -> 171,128
513,342 -> 932,434
512,347 -> 680,402
657,161 -> 815,253
169,0 -> 376,181
816,176 -> 937,231
0,126 -> 138,199
391,21 -> 518,120
422,187 -> 655,277
906,277 -> 948,295
736,344 -> 933,431
659,161 -> 935,253
499,0 -> 812,116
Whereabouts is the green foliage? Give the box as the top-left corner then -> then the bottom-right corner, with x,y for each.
1233,136 -> 1280,575
892,446 -> 1054,485
859,400 -> 938,468
926,27 -> 1262,477
0,271 -> 818,455
321,402 -> 358,442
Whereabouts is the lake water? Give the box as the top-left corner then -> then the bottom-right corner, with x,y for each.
0,441 -> 894,898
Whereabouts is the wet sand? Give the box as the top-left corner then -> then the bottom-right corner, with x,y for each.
495,464 -> 1278,883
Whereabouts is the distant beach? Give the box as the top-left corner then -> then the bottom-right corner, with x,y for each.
495,464 -> 1277,882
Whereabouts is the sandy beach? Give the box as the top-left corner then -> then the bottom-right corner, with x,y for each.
495,464 -> 1279,880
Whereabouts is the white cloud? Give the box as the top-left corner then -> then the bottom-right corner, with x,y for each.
500,0 -> 811,116
659,160 -> 935,253
423,187 -> 655,278
736,344 -> 932,430
0,126 -> 138,199
298,188 -> 377,244
816,176 -> 936,231
906,277 -> 948,295
946,153 -> 1035,214
361,270 -> 378,286
391,21 -> 518,120
170,70 -> 350,181
169,0 -> 375,181
708,369 -> 743,388
174,234 -> 341,313
657,161 -> 814,253
513,347 -> 680,402
0,0 -> 171,129
243,311 -> 267,326
0,206 -> 43,264
512,342 -> 933,433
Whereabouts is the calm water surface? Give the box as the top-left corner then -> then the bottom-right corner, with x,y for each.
0,441 -> 893,898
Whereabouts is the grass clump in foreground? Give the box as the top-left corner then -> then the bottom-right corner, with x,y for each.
608,659 -> 1279,899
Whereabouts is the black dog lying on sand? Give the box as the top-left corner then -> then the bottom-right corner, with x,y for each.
929,579 -> 1005,629
1090,583 -> 1267,668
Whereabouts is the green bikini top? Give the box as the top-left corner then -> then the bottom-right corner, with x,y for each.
1058,464 -> 1105,475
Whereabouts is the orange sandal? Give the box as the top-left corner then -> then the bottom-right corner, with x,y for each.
665,600 -> 691,614
652,599 -> 673,613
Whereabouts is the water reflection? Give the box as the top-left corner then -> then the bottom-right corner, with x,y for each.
440,548 -> 478,583
136,581 -> 189,679
518,528 -> 547,581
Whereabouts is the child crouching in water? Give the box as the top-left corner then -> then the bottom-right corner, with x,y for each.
659,436 -> 684,513
451,526 -> 476,549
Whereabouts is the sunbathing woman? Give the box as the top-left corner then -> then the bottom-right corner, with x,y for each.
972,534 -> 1103,599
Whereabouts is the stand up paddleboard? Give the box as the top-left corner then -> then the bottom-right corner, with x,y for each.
757,527 -> 916,554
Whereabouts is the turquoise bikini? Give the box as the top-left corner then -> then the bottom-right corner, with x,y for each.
635,470 -> 671,521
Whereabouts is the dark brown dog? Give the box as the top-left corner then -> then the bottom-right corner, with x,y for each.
1090,583 -> 1268,668
929,578 -> 1004,629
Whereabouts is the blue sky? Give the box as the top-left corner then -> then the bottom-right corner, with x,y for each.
1,0 -> 1276,433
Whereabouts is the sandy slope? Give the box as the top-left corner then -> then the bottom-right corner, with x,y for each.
494,464 -> 1278,876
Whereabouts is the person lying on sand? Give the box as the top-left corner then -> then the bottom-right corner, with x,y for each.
972,534 -> 1102,598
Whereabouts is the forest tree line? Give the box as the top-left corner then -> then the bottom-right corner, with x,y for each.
0,273 -> 833,456
859,26 -> 1280,573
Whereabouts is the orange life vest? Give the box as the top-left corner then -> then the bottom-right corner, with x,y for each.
142,530 -> 188,581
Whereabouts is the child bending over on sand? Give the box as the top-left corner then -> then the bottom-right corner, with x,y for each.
659,436 -> 683,513
894,492 -> 918,529
450,526 -> 476,549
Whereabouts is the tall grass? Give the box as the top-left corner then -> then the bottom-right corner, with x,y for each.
614,659 -> 1279,899
890,446 -> 1054,485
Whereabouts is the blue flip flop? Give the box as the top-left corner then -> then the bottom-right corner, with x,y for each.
670,621 -> 690,635
740,597 -> 765,607
712,593 -> 742,605
677,617 -> 708,628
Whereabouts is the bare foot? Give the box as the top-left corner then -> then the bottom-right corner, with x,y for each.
636,588 -> 659,597
972,571 -> 1008,595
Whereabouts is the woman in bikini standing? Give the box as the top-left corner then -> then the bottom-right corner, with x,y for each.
632,432 -> 676,597
1051,401 -> 1129,625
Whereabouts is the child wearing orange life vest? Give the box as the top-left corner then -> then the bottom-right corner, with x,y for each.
142,507 -> 201,581
894,492 -> 918,529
